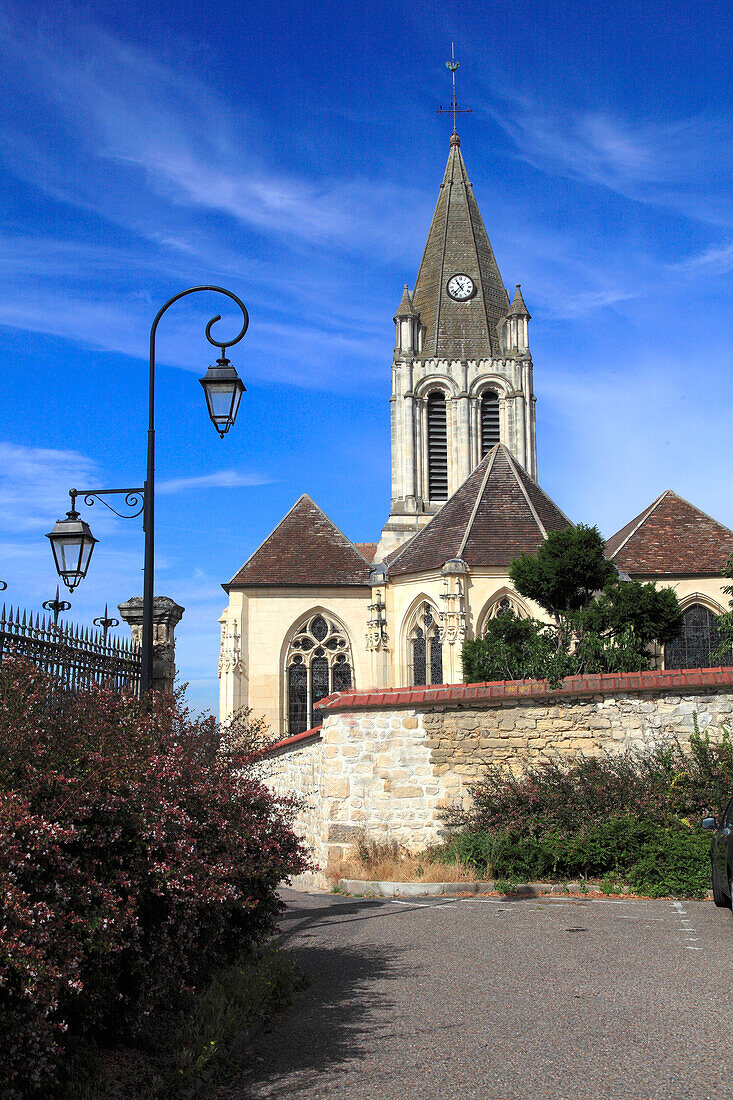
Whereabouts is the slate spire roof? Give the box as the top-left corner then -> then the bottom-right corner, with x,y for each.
394,284 -> 418,318
387,444 -> 572,575
606,490 -> 733,576
507,283 -> 530,318
412,132 -> 510,359
226,495 -> 373,587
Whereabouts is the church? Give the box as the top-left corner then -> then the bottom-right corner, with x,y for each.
218,129 -> 733,739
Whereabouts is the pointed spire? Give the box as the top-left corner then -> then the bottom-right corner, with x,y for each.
507,283 -> 530,318
394,284 -> 418,319
412,135 -> 509,359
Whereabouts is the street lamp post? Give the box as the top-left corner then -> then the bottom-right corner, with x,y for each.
48,286 -> 249,695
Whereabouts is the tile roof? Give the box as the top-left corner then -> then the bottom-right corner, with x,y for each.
354,542 -> 378,563
412,133 -> 509,359
226,495 -> 372,588
606,490 -> 733,575
388,445 -> 572,575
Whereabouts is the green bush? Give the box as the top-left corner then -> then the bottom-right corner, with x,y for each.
461,615 -> 574,686
444,818 -> 711,898
442,725 -> 733,898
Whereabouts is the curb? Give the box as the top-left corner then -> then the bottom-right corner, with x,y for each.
337,878 -> 715,900
337,878 -> 600,898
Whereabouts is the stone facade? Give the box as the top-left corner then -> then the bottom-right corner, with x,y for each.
261,668 -> 733,888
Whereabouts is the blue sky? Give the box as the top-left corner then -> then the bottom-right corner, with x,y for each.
2,0 -> 733,714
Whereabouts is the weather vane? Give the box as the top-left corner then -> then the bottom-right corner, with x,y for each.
437,43 -> 472,132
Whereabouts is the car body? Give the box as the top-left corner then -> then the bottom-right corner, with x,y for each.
702,799 -> 733,908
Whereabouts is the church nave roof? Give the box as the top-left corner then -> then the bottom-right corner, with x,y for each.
606,490 -> 733,576
387,445 -> 572,576
226,495 -> 373,588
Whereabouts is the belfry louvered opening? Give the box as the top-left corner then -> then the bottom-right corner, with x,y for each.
480,390 -> 500,457
427,391 -> 448,500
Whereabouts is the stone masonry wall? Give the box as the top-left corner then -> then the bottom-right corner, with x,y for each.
257,731 -> 328,889
260,669 -> 733,884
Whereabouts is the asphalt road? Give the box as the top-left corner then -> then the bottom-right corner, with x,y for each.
227,888 -> 733,1100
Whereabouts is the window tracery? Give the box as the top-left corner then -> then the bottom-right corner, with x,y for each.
480,593 -> 528,632
407,602 -> 444,686
286,613 -> 353,735
664,603 -> 731,670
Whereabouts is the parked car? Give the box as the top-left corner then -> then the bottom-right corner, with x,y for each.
702,800 -> 733,908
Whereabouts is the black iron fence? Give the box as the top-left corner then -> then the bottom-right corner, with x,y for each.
0,605 -> 141,695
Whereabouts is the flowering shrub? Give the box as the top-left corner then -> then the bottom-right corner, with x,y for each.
0,659 -> 308,1098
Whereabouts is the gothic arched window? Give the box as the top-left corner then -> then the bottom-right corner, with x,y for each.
285,613 -> 353,735
407,602 -> 444,687
664,603 -> 731,670
427,391 -> 448,500
481,593 -> 528,630
480,390 -> 500,457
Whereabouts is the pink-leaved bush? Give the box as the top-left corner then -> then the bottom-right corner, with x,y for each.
0,657 -> 308,1097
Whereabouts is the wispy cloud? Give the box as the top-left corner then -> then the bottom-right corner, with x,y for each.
157,470 -> 273,495
670,242 -> 733,274
0,442 -> 98,533
485,91 -> 733,225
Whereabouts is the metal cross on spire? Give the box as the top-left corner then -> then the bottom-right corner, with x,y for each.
437,43 -> 472,132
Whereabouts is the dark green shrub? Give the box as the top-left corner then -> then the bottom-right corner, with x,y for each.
461,614 -> 574,686
444,818 -> 711,898
442,727 -> 733,898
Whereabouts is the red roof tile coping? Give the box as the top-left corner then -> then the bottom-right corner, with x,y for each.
258,726 -> 322,758
316,667 -> 733,712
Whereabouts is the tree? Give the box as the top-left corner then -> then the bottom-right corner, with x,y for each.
462,613 -> 574,685
509,525 -> 616,619
463,524 -> 683,683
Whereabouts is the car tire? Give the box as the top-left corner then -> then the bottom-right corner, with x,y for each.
712,858 -> 732,908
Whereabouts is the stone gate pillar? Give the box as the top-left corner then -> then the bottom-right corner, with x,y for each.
118,596 -> 185,694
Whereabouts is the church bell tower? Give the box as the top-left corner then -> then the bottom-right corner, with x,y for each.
376,130 -> 537,561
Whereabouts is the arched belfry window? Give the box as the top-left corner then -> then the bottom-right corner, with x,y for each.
480,390 -> 500,457
286,613 -> 353,735
427,391 -> 448,500
664,603 -> 731,670
407,602 -> 444,687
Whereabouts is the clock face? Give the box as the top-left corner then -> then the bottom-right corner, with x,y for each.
446,273 -> 475,301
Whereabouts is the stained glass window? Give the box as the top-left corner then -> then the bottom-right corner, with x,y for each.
430,636 -> 444,685
285,613 -> 354,734
665,604 -> 730,670
413,628 -> 427,686
409,603 -> 443,687
288,665 -> 308,736
333,655 -> 352,692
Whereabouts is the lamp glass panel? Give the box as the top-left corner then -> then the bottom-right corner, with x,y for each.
205,381 -> 237,421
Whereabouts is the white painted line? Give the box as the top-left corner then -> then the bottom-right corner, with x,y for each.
685,946 -> 703,950
464,899 -> 513,905
388,899 -> 459,909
